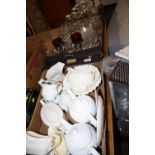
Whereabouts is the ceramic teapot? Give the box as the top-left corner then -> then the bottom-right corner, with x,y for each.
40,100 -> 69,133
61,120 -> 100,155
38,79 -> 62,102
63,94 -> 97,127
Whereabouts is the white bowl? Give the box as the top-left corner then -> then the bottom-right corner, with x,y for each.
63,64 -> 101,95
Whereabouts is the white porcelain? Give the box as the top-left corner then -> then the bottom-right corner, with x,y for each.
27,131 -> 51,138
39,79 -> 62,102
60,120 -> 100,155
46,62 -> 65,82
26,131 -> 60,155
57,89 -> 73,111
48,127 -> 69,155
66,95 -> 97,127
63,64 -> 101,95
40,102 -> 62,127
97,95 -> 104,146
40,101 -> 68,133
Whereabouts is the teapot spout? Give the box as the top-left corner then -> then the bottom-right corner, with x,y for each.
60,118 -> 72,132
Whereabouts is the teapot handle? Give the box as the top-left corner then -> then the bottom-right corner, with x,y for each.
51,134 -> 61,149
89,114 -> 97,128
89,147 -> 100,155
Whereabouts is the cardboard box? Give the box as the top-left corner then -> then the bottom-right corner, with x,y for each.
26,45 -> 46,90
28,62 -> 107,155
26,28 -> 60,89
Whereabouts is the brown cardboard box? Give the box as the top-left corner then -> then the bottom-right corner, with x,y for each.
28,62 -> 107,155
26,28 -> 60,89
26,45 -> 46,90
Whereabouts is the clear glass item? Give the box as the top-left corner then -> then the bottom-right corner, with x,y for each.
59,15 -> 102,53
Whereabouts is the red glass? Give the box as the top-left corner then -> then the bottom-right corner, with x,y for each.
70,32 -> 83,48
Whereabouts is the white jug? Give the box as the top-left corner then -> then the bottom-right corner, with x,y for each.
38,79 -> 62,102
26,131 -> 60,155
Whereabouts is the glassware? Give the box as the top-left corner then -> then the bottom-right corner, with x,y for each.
52,37 -> 64,54
59,15 -> 102,53
70,32 -> 83,48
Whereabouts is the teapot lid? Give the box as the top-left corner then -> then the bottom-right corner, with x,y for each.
66,124 -> 91,151
40,104 -> 63,127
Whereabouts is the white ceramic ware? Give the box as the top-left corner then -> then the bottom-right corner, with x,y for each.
46,62 -> 65,82
63,64 -> 101,95
60,120 -> 100,155
26,131 -> 60,155
66,95 -> 97,127
96,95 -> 104,146
38,79 -> 62,102
57,89 -> 73,111
48,127 -> 69,155
40,101 -> 68,133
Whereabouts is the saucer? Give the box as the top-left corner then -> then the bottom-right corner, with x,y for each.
96,94 -> 104,146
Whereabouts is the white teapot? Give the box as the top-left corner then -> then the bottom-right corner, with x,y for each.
38,79 -> 62,102
40,100 -> 69,133
64,95 -> 97,127
61,120 -> 100,155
